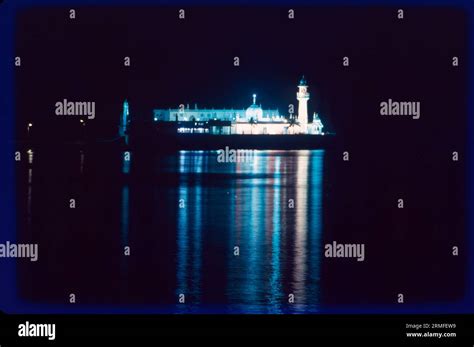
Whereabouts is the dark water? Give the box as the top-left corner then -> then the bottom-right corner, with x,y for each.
16,147 -> 465,313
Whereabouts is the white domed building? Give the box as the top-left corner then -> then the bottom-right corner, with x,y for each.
230,93 -> 289,134
152,77 -> 325,135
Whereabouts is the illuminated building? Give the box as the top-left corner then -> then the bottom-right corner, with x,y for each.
152,77 -> 325,135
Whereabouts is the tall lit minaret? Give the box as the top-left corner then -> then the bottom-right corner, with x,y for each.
119,99 -> 129,137
297,76 -> 309,134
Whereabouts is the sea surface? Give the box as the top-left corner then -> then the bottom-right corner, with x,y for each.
15,147 -> 465,313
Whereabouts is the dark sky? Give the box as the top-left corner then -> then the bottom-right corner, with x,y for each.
15,6 -> 467,146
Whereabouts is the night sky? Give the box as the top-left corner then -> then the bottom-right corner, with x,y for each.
15,6 -> 467,148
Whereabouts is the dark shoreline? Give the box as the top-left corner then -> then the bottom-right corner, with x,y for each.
16,134 -> 336,152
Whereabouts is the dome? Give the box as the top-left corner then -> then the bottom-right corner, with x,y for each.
245,94 -> 263,121
246,104 -> 263,121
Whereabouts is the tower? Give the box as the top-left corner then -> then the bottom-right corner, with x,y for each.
119,99 -> 129,137
297,76 -> 309,134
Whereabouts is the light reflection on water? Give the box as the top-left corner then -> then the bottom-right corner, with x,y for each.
26,149 -> 34,229
121,152 -> 130,251
23,148 -> 324,313
174,150 -> 324,313
19,146 -> 465,312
